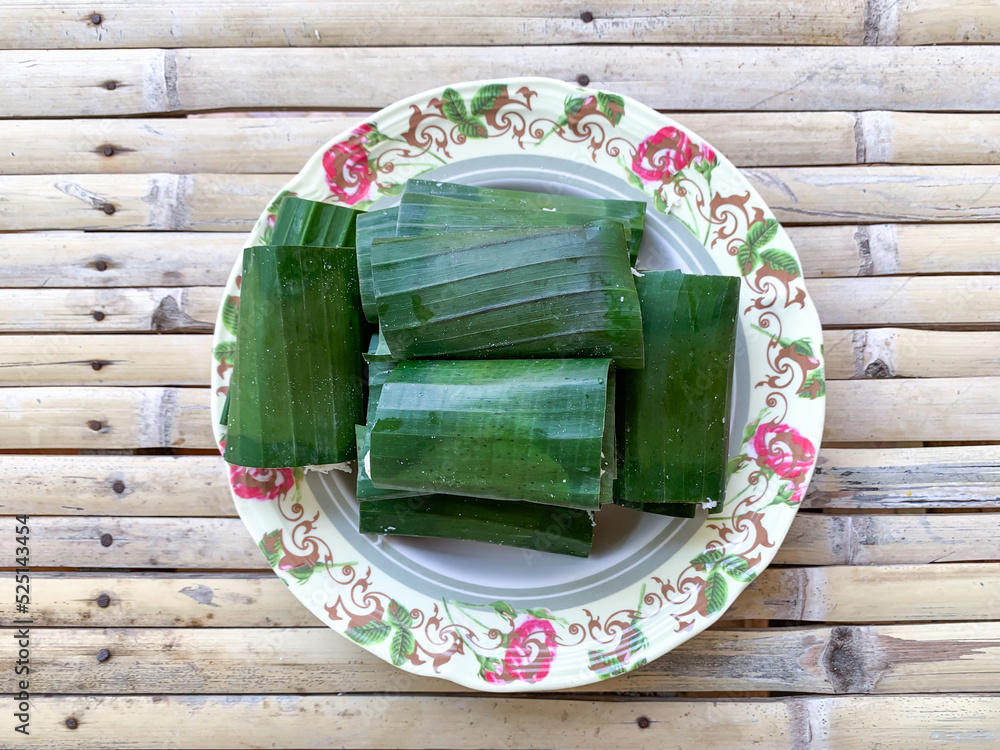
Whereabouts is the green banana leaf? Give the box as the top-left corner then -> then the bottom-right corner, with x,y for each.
270,195 -> 359,247
223,245 -> 364,468
368,358 -> 615,510
615,270 -> 740,508
355,207 -> 399,324
359,495 -> 594,558
402,178 -> 645,264
395,201 -> 634,264
370,222 -> 644,369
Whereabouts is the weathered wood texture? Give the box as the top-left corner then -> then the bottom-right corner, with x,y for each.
0,112 -> 858,172
0,288 -> 220,333
1,513 -> 996,570
0,335 -> 215,386
0,387 -> 212,450
4,694 -> 1000,750
807,446 -> 1000,509
18,622 -> 1000,695
9,111 -> 1000,175
7,169 -> 1000,232
4,279 -> 998,335
6,47 -> 1000,117
0,1 -> 869,48
5,564 -> 998,628
2,378 -> 996,450
5,446 -> 996,517
5,329 -> 996,386
824,329 -> 1000,380
4,224 -> 999,288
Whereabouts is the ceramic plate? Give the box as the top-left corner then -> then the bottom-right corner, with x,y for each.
210,77 -> 825,691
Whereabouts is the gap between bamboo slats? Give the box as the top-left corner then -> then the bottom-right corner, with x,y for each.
7,111 -> 1000,175
0,512 -> 996,569
2,329 -> 998,386
1,379 -> 999,450
2,447 -> 996,516
3,694 -> 999,750
0,1 -> 871,49
5,169 -> 1000,232
4,564 -> 998,627
3,225 -> 998,288
5,47 -> 1000,117
2,278 -> 998,334
13,621 -> 1000,695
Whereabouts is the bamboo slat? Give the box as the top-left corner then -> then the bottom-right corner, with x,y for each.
895,0 -> 1000,45
9,111 -> 1000,175
825,329 -> 1000,380
1,378 -> 996,450
809,277 -> 1000,327
4,279 -> 999,335
4,225 -> 998,288
0,288 -> 221,333
4,695 -> 1000,750
0,335 -> 215,386
0,1 -> 868,49
7,170 -> 1000,232
0,454 -> 230,517
18,621 -> 1000,695
825,378 -> 1000,442
2,513 -> 996,570
807,446 -> 1000,509
0,112 -> 859,173
4,445 -> 997,517
0,387 -> 214,450
745,166 -> 1000,223
6,47 -> 1000,117
0,231 -> 239,287
4,329 -> 997,386
5,563 -> 998,628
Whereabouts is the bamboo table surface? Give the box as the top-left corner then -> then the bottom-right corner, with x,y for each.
2,2 -> 1000,748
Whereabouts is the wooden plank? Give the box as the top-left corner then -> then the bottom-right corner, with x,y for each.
7,563 -> 999,628
0,288 -> 221,333
826,378 -> 1000,442
0,116 -> 358,175
745,166 -> 1000,223
0,335 -> 214,386
11,111 -> 1000,175
782,512 -> 1000,566
0,1 -> 867,49
3,513 -> 997,570
8,169 -> 1000,232
18,621 -> 1000,695
5,278 -> 998,335
0,387 -> 214,450
4,695 -> 1000,750
4,224 -> 998,288
805,446 -> 1000,509
0,231 -> 239,287
896,0 -> 1000,45
0,111 -> 858,174
5,329 -> 996,387
1,377 -> 995,450
0,174 -> 283,232
868,112 -> 1000,165
0,454 -> 229,517
825,329 -> 1000,380
5,445 -> 998,517
809,277 -> 1000,327
6,47 -> 1000,117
